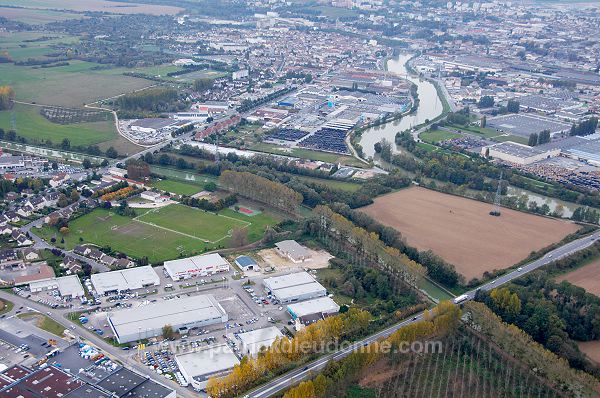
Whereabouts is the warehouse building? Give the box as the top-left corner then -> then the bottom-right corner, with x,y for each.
91,266 -> 161,295
275,240 -> 311,263
287,297 -> 340,325
263,271 -> 326,304
481,141 -> 560,165
29,275 -> 85,298
234,255 -> 260,272
238,326 -> 284,357
175,344 -> 239,390
163,253 -> 230,281
108,295 -> 227,343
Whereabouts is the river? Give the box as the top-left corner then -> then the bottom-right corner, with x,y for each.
359,54 -> 444,158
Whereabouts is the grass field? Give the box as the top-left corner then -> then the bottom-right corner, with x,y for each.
556,257 -> 600,296
38,205 -> 279,263
149,166 -> 219,185
0,298 -> 13,315
18,313 -> 64,336
291,174 -> 362,192
420,129 -> 460,143
361,187 -> 579,280
150,179 -> 204,196
0,103 -> 118,147
136,204 -> 248,243
0,60 -> 153,107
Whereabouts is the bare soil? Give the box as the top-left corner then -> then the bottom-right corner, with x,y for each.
361,187 -> 579,280
556,258 -> 600,296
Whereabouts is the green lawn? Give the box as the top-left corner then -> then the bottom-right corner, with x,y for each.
38,205 -> 279,263
420,129 -> 461,144
150,179 -> 204,196
136,204 -> 248,243
447,124 -> 500,139
150,166 -> 219,185
0,298 -> 13,315
291,174 -> 362,192
0,103 -> 118,147
492,134 -> 530,145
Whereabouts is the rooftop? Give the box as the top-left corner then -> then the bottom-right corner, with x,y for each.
176,345 -> 239,382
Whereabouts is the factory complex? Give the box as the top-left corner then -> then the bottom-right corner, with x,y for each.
108,295 -> 228,343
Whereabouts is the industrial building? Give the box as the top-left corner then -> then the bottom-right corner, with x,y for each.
29,275 -> 85,298
263,271 -> 326,304
91,266 -> 161,295
238,326 -> 284,357
234,255 -> 260,272
482,141 -> 560,165
176,344 -> 240,390
108,295 -> 227,343
163,253 -> 230,281
275,240 -> 311,263
287,297 -> 340,325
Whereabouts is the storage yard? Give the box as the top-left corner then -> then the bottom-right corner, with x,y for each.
361,187 -> 580,280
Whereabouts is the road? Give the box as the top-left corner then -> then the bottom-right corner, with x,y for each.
0,289 -> 198,398
246,230 -> 600,398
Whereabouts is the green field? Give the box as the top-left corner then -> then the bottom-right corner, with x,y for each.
38,205 -> 279,263
0,60 -> 153,107
291,174 -> 362,192
150,179 -> 204,196
149,166 -> 219,185
18,313 -> 65,336
0,103 -> 118,147
0,7 -> 84,24
492,134 -> 530,145
136,204 -> 248,243
420,129 -> 461,143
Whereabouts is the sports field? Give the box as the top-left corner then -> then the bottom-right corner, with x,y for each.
38,205 -> 279,263
556,257 -> 600,296
135,204 -> 248,243
360,187 -> 579,280
420,129 -> 460,143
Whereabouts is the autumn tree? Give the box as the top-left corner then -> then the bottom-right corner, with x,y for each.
230,228 -> 248,247
162,324 -> 175,340
0,86 -> 14,110
126,159 -> 151,181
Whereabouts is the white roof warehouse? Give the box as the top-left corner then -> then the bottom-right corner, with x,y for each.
263,271 -> 326,303
91,266 -> 160,295
163,253 -> 230,281
107,295 -> 228,344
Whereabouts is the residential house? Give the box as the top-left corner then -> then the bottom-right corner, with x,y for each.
16,204 -> 35,218
61,257 -> 82,275
0,249 -> 18,264
22,248 -> 39,262
73,245 -> 91,256
16,234 -> 33,247
87,248 -> 105,262
100,255 -> 117,267
49,172 -> 70,188
115,258 -> 135,269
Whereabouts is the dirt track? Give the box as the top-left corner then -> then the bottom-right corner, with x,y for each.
361,187 -> 579,280
556,258 -> 600,296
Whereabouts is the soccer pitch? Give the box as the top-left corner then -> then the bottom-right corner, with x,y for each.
135,204 -> 249,243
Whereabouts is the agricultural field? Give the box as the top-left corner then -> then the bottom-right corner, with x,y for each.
149,179 -> 204,196
577,341 -> 600,364
0,60 -> 153,107
358,330 -> 563,398
0,0 -> 183,15
0,7 -> 84,24
0,31 -> 79,61
556,257 -> 600,296
361,187 -> 579,280
38,205 -> 279,263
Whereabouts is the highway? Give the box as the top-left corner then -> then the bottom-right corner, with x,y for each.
246,230 -> 600,398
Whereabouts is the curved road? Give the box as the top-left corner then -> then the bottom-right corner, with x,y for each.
246,230 -> 600,398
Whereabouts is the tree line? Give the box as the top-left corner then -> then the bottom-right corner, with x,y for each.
570,117 -> 598,137
219,170 -> 302,214
0,86 -> 14,110
115,88 -> 180,112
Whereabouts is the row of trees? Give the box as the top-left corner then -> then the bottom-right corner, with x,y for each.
219,170 -> 302,214
528,129 -> 551,146
570,117 -> 599,137
206,308 -> 373,398
306,206 -> 426,288
116,88 -> 179,112
0,86 -> 14,110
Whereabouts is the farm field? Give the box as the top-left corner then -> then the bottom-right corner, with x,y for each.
0,0 -> 183,15
150,179 -> 204,196
0,60 -> 153,107
360,187 -> 579,280
577,341 -> 600,364
0,7 -> 84,24
556,257 -> 600,296
37,205 -> 279,263
0,32 -> 79,61
0,103 -> 117,147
